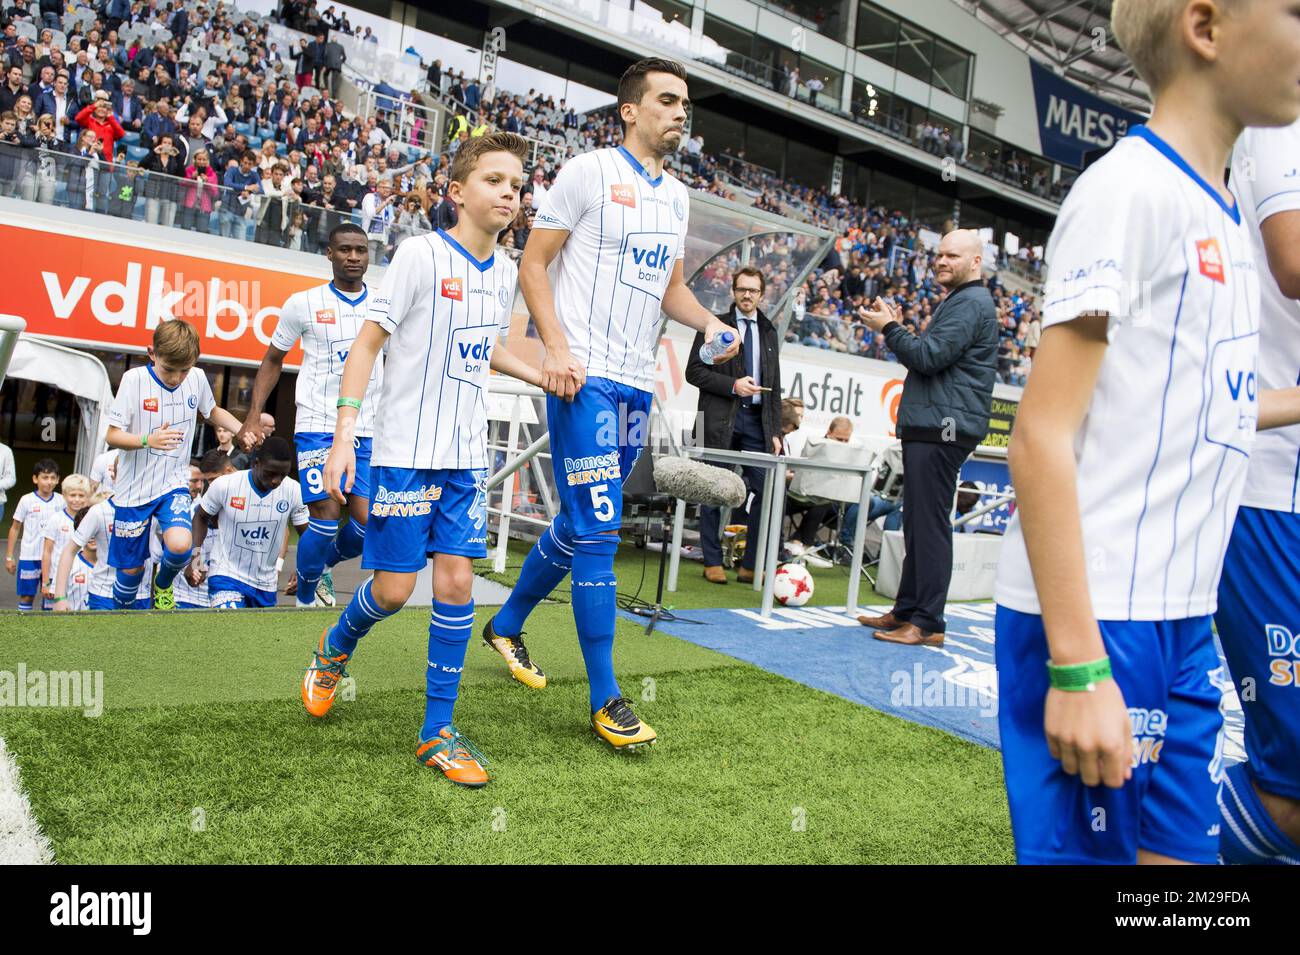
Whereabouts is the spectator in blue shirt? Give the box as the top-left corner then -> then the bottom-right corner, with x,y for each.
219,149 -> 261,239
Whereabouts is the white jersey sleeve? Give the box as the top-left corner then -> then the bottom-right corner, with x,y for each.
270,289 -> 307,353
1041,167 -> 1161,340
109,364 -> 215,506
367,237 -> 431,336
199,474 -> 229,517
534,154 -> 597,232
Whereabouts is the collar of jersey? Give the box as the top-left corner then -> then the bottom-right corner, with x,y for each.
34,492 -> 54,503
1128,125 -> 1240,225
146,362 -> 182,393
76,552 -> 94,569
247,471 -> 273,499
329,281 -> 367,307
437,229 -> 493,272
617,145 -> 663,188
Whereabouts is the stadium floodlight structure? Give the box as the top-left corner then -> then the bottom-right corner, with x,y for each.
0,314 -> 26,391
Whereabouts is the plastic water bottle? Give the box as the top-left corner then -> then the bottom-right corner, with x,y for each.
699,331 -> 736,366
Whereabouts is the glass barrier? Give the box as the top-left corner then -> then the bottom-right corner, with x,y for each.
0,140 -> 442,262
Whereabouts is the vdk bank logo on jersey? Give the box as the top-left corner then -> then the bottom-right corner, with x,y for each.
441,277 -> 464,301
1206,332 -> 1259,455
447,323 -> 497,387
619,231 -> 678,297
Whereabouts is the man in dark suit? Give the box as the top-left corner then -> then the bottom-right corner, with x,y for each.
855,229 -> 999,645
685,267 -> 783,585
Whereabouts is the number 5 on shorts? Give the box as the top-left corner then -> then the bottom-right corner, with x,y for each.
590,483 -> 615,523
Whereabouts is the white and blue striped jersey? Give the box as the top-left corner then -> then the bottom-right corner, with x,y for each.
41,508 -> 77,581
367,230 -> 516,471
106,363 -> 215,507
533,146 -> 690,394
996,126 -> 1260,621
270,281 -> 383,438
89,449 -> 117,494
199,470 -> 308,592
1232,121 -> 1300,514
71,499 -> 152,601
66,553 -> 94,611
13,491 -> 64,561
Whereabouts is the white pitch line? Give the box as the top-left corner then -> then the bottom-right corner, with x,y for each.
0,737 -> 54,865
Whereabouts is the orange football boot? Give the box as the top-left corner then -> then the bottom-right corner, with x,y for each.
302,626 -> 350,718
416,726 -> 490,788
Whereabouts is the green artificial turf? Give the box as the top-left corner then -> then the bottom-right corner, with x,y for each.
0,605 -> 1012,864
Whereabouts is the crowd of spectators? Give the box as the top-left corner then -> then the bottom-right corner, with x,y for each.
0,0 -> 1039,383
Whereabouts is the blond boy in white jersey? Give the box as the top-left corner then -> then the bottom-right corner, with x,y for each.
994,0 -> 1300,864
302,132 -> 543,789
41,473 -> 89,609
103,319 -> 245,610
482,58 -> 739,751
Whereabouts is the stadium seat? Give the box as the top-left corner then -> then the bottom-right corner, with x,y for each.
259,126 -> 275,141
122,132 -> 140,147
247,136 -> 263,149
275,141 -> 287,156
232,121 -> 254,138
15,20 -> 36,40
127,145 -> 149,163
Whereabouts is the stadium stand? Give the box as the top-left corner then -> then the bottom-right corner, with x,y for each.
0,0 -> 1041,384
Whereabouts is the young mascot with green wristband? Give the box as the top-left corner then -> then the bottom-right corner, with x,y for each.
300,132 -> 544,788
992,0 -> 1300,864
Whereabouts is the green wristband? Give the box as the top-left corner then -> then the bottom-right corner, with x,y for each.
141,431 -> 149,448
1047,656 -> 1113,692
336,397 -> 363,410
52,595 -> 67,604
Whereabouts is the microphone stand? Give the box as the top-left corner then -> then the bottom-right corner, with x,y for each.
625,496 -> 703,635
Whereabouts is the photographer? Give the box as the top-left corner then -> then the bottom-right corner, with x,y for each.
140,131 -> 184,226
391,191 -> 431,248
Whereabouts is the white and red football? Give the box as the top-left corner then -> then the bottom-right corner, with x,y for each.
773,563 -> 814,607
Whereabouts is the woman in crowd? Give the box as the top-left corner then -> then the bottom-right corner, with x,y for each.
178,148 -> 218,233
20,113 -> 64,204
141,131 -> 185,227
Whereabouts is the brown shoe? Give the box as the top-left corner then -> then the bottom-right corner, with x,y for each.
872,623 -> 944,647
703,565 -> 728,585
857,610 -> 903,630
737,567 -> 755,584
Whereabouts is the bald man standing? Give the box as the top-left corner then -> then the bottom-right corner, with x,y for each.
855,230 -> 999,645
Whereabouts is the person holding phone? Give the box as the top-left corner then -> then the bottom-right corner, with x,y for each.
685,266 -> 783,585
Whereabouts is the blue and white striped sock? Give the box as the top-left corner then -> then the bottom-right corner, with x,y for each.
493,513 -> 573,637
421,599 -> 475,741
325,577 -> 397,657
155,546 -> 190,590
295,517 -> 338,605
113,568 -> 143,609
324,517 -> 366,567
1219,762 -> 1300,865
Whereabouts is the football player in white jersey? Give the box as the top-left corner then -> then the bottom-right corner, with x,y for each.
1215,120 -> 1300,864
993,0 -> 1300,864
41,474 -> 89,610
103,319 -> 246,610
190,437 -> 309,608
484,58 -> 738,750
5,458 -> 63,611
238,223 -> 380,608
304,132 -> 543,789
